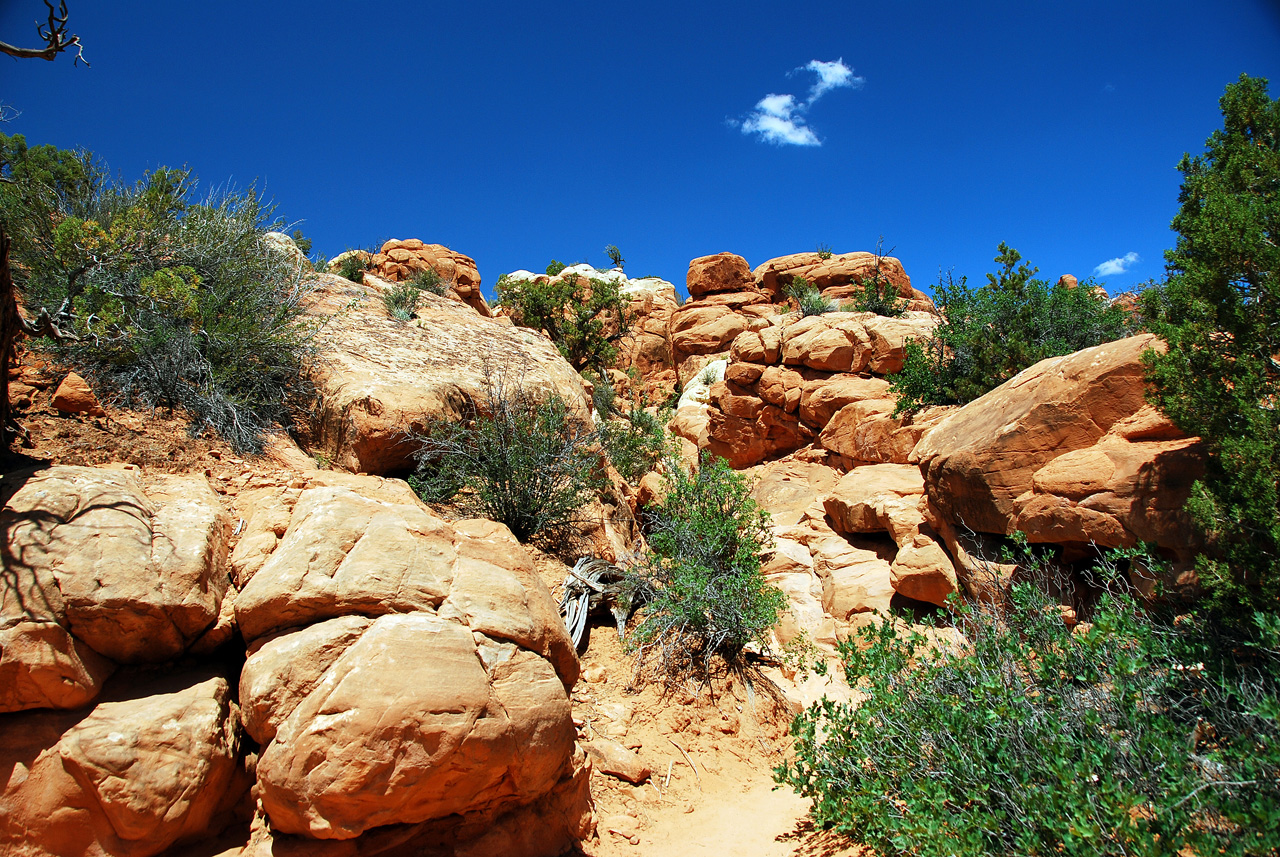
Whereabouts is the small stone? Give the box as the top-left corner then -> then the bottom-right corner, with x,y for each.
51,372 -> 105,416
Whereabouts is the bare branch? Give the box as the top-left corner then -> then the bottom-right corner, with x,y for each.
0,2 -> 89,66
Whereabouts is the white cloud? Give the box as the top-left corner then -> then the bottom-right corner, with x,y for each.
1093,251 -> 1140,277
737,58 -> 862,147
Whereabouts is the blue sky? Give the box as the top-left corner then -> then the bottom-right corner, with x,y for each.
2,0 -> 1278,300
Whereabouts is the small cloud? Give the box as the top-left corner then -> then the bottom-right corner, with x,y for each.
737,58 -> 862,147
1103,83 -> 1116,93
1093,251 -> 1140,277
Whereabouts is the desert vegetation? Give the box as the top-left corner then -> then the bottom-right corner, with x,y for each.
0,133 -> 315,453
496,265 -> 631,373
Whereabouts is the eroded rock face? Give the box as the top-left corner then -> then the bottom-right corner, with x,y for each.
752,251 -> 934,311
232,473 -> 581,842
911,334 -> 1203,559
304,272 -> 592,476
0,466 -> 229,711
371,238 -> 490,317
0,672 -> 245,857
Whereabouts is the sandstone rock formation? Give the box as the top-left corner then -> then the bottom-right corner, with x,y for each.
371,238 -> 490,317
753,250 -> 935,311
0,671 -> 247,857
912,334 -> 1203,561
303,272 -> 593,476
51,371 -> 105,417
229,471 -> 587,844
1,466 -> 229,712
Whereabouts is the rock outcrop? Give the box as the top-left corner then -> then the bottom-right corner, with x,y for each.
370,238 -> 490,317
1,466 -> 229,712
912,334 -> 1203,561
304,272 -> 592,476
230,471 -> 586,844
753,250 -> 935,311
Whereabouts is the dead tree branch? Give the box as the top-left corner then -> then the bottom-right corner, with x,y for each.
0,2 -> 88,66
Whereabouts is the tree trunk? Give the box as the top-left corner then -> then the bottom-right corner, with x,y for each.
1,227 -> 17,450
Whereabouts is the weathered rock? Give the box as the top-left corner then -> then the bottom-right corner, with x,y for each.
256,615 -> 574,839
810,536 -> 895,619
304,272 -> 592,475
371,239 -> 489,317
51,371 -> 105,417
912,334 -> 1203,558
1,466 -> 229,706
0,672 -> 244,857
230,472 -> 581,843
585,736 -> 651,784
753,251 -> 933,311
687,252 -> 756,297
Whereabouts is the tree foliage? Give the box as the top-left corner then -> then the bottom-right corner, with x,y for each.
0,133 -> 315,452
1141,74 -> 1280,619
891,245 -> 1134,414
495,269 -> 630,372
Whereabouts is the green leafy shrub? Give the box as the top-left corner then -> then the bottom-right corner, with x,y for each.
496,269 -> 630,372
381,268 -> 446,321
776,549 -> 1280,857
890,245 -> 1134,414
816,243 -> 834,260
1141,74 -> 1280,622
784,275 -> 835,317
335,251 -> 371,283
0,144 -> 315,453
408,369 -> 605,544
545,259 -> 568,277
846,269 -> 908,317
628,453 -> 783,677
602,407 -> 666,484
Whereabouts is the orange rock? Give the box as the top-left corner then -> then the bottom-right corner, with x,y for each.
686,252 -> 755,297
51,371 -> 105,416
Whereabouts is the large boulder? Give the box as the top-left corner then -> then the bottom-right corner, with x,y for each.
0,466 -> 229,712
304,272 -> 592,476
686,252 -> 756,297
911,334 -> 1203,559
231,473 -> 581,844
371,238 -> 490,317
0,672 -> 245,857
753,250 -> 934,310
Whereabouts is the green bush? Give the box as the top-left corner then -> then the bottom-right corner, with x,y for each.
545,259 -> 568,277
408,370 -> 605,544
784,275 -> 835,317
496,269 -> 630,372
0,141 -> 315,453
890,245 -> 1134,414
605,244 -> 625,270
846,269 -> 908,317
335,251 -> 371,283
381,268 -> 446,320
627,453 -> 784,677
816,243 -> 834,260
776,549 -> 1280,857
1141,75 -> 1280,622
601,407 -> 666,484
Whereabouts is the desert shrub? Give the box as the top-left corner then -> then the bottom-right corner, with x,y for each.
784,275 -> 835,317
335,251 -> 371,283
890,245 -> 1134,414
545,259 -> 568,277
0,147 -> 314,453
495,269 -> 630,372
846,269 -> 908,317
408,370 -> 605,543
604,244 -> 625,270
816,243 -> 834,260
381,268 -> 446,320
627,453 -> 784,677
776,548 -> 1280,857
601,407 -> 666,484
1141,75 -> 1280,622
